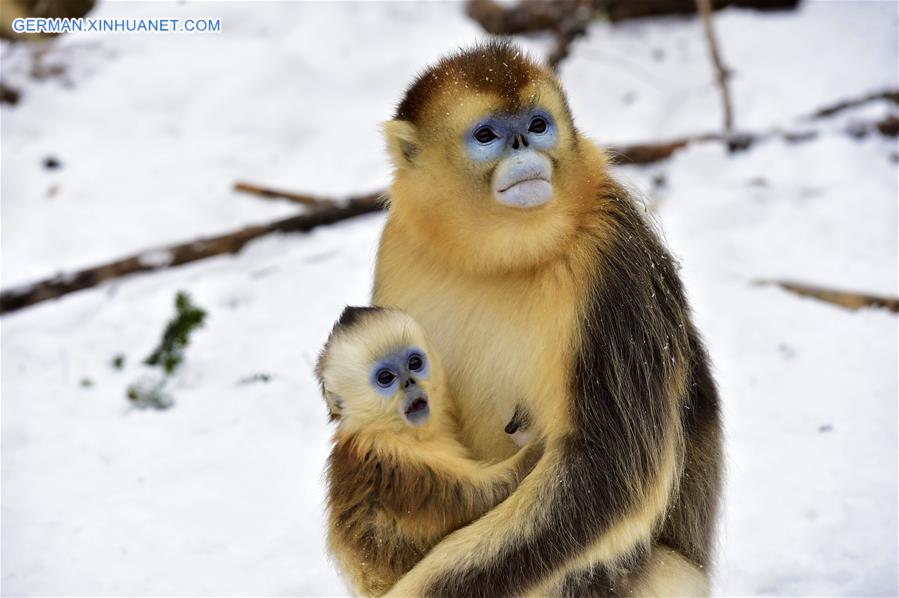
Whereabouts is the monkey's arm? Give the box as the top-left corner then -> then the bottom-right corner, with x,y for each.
380,439 -> 544,536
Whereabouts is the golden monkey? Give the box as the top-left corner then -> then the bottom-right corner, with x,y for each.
372,41 -> 722,596
315,306 -> 543,596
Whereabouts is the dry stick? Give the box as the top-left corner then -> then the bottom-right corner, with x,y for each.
808,89 -> 899,120
696,0 -> 736,148
546,1 -> 597,72
0,193 -> 384,314
610,109 -> 899,166
601,0 -> 799,22
464,0 -> 570,34
754,280 -> 899,314
233,181 -> 336,208
465,0 -> 799,31
463,0 -> 595,73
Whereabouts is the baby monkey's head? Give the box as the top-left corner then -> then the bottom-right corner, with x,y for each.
316,306 -> 445,435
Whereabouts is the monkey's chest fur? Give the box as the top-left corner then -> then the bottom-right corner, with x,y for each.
374,224 -> 582,461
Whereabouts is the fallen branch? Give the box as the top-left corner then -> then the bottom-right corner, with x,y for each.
547,4 -> 597,72
696,0 -> 735,144
602,0 -> 798,22
465,0 -> 573,34
608,130 -> 757,164
755,280 -> 899,314
608,111 -> 897,166
0,81 -> 21,105
465,0 -> 799,33
233,181 -> 335,208
609,136 -> 699,165
464,0 -> 596,72
807,89 -> 899,120
0,193 -> 384,314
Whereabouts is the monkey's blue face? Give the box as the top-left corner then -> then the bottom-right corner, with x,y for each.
370,346 -> 431,426
464,108 -> 558,209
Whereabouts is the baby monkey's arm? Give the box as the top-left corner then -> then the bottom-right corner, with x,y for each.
381,436 -> 544,537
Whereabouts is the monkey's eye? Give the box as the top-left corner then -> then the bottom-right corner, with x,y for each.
474,126 -> 498,144
376,369 -> 396,388
408,353 -> 424,372
528,117 -> 548,134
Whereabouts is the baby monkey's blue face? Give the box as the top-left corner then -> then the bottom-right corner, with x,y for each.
370,346 -> 431,426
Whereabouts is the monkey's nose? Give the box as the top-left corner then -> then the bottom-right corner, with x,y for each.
511,134 -> 529,150
404,378 -> 416,388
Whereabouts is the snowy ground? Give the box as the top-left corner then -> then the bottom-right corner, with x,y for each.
1,1 -> 896,596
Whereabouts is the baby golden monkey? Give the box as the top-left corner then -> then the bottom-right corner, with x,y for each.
315,306 -> 543,597
373,41 -> 722,596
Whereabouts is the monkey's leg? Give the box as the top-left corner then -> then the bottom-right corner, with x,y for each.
628,544 -> 709,597
526,542 -> 707,598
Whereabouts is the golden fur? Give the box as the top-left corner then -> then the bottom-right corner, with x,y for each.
371,42 -> 722,596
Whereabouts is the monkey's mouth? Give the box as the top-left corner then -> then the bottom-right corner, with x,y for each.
496,178 -> 553,209
498,176 -> 549,193
403,396 -> 430,425
492,152 -> 554,209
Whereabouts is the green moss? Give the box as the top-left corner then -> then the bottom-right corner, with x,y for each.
144,291 -> 207,375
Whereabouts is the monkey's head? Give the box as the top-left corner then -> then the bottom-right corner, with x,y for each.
315,306 -> 447,435
383,40 -> 603,274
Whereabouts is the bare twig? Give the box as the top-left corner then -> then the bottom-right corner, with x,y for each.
464,0 -> 597,72
608,111 -> 897,166
602,0 -> 798,22
807,89 -> 899,120
465,0 -> 799,32
547,2 -> 597,72
0,193 -> 384,314
233,181 -> 336,208
696,0 -> 736,147
465,0 -> 568,34
755,280 -> 899,314
0,81 -> 20,105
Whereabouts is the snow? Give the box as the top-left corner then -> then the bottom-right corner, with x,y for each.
562,1 -> 898,142
2,1 -> 896,596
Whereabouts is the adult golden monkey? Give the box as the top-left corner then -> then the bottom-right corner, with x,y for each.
372,41 -> 722,596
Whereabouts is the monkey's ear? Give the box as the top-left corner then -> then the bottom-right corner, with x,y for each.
382,119 -> 420,167
324,389 -> 343,422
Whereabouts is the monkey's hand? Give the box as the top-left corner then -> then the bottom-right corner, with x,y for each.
504,404 -> 534,447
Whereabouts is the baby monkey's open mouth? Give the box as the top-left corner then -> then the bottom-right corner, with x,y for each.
403,393 -> 430,425
406,397 -> 428,416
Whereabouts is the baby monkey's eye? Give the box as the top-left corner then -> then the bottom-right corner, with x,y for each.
474,126 -> 498,144
529,117 -> 547,134
376,369 -> 396,388
408,354 -> 424,372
